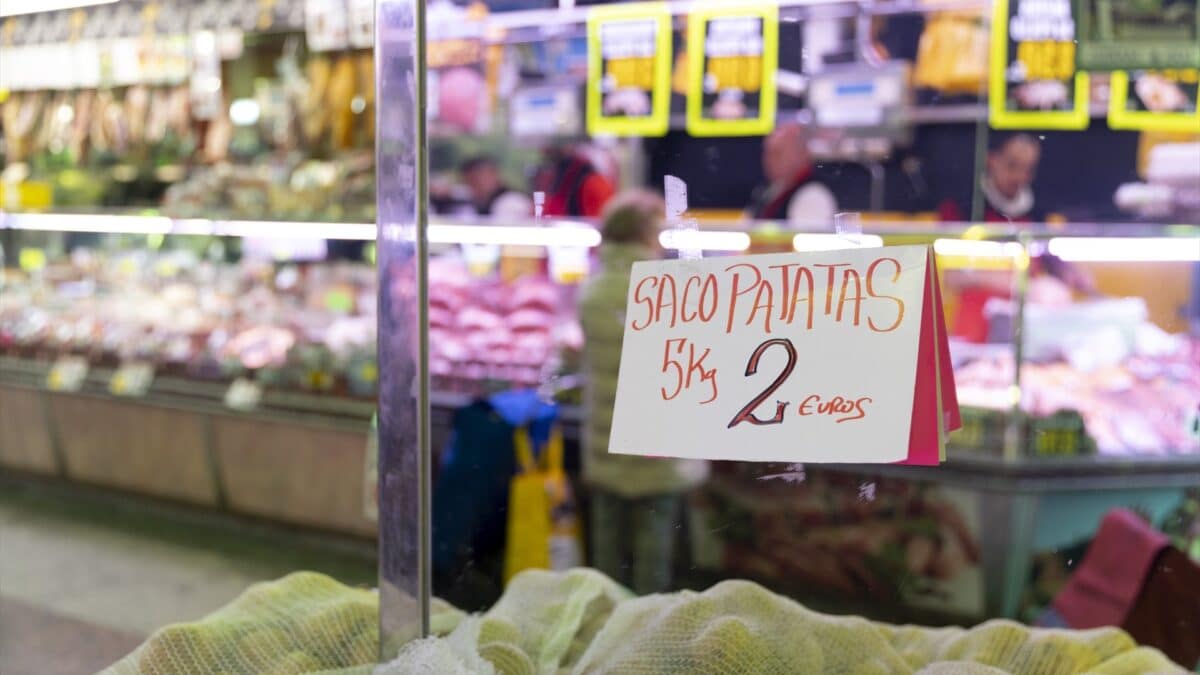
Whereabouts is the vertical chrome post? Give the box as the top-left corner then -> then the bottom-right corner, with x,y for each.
376,0 -> 430,661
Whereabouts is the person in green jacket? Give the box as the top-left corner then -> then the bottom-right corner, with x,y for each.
580,190 -> 709,595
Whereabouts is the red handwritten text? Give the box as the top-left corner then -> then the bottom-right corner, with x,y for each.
629,256 -> 907,335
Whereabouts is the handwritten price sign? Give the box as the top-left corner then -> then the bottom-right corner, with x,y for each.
609,245 -> 958,464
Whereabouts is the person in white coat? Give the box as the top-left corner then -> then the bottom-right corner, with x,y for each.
746,122 -> 837,227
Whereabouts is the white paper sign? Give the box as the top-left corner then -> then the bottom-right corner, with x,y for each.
609,245 -> 929,463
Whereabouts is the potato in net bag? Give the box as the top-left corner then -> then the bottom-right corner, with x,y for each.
385,571 -> 1185,675
100,571 -> 462,675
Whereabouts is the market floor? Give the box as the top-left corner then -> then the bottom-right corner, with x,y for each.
0,479 -> 376,675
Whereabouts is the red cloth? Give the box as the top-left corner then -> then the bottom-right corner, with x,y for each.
540,156 -> 615,218
938,198 -> 1037,343
1051,509 -> 1169,629
951,287 -> 1005,343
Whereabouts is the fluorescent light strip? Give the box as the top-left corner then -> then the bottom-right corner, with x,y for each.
660,230 -> 751,252
5,213 -> 173,235
793,233 -> 884,251
1047,237 -> 1200,262
933,238 -> 1024,259
171,219 -> 218,236
217,220 -> 376,240
3,214 -> 604,247
0,0 -> 117,18
429,224 -> 600,248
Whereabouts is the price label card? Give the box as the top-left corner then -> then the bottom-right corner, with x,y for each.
224,377 -> 263,411
109,361 -> 155,397
686,2 -> 779,137
990,0 -> 1089,129
1107,69 -> 1200,132
47,356 -> 89,392
586,2 -> 672,137
609,245 -> 958,464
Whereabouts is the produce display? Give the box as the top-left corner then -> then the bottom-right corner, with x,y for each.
426,257 -> 582,392
161,151 -> 375,222
953,301 -> 1200,456
0,44 -> 376,219
692,466 -> 983,614
2,245 -> 1195,453
0,252 -> 582,397
102,568 -> 1186,675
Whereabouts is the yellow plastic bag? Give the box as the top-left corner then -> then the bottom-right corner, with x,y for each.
914,12 -> 989,95
503,426 -> 583,583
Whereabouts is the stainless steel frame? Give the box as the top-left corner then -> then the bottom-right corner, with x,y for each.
376,0 -> 432,660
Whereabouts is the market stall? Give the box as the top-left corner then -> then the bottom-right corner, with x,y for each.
1,0 -> 1198,671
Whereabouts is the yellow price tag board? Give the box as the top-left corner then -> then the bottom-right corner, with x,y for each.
686,3 -> 778,137
109,362 -> 155,397
47,356 -> 89,393
586,2 -> 672,137
989,0 -> 1089,130
1108,70 -> 1200,132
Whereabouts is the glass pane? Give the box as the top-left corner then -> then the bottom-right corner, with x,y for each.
377,1 -> 1199,670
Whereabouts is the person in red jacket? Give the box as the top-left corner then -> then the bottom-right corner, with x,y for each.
939,133 -> 1095,342
938,133 -> 1046,223
534,143 -> 616,218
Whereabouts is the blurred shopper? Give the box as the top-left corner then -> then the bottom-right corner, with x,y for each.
580,190 -> 708,594
534,143 -> 616,218
460,155 -> 533,220
939,133 -> 1045,223
746,122 -> 837,226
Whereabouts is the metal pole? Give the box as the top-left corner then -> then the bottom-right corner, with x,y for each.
376,0 -> 431,661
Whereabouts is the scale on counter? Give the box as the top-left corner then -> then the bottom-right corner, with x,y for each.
509,86 -> 583,138
805,61 -> 912,161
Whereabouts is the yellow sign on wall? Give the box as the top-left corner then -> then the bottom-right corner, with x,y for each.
586,3 -> 673,137
686,2 -> 778,137
1108,70 -> 1200,133
989,0 -> 1089,130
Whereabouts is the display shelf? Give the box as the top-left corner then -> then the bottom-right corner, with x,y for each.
843,452 -> 1200,492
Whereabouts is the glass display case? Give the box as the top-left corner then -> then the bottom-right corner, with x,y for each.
2,216 -> 1198,623
3,0 -> 1199,670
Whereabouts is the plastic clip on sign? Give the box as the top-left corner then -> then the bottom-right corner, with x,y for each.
664,175 -> 701,261
834,212 -> 863,248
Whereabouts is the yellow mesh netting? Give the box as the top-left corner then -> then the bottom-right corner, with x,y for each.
102,569 -> 1185,675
